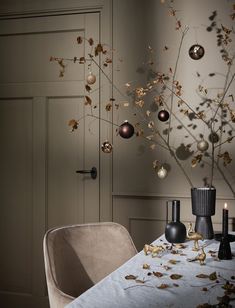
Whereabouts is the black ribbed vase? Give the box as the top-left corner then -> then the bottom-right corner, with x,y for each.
191,187 -> 216,239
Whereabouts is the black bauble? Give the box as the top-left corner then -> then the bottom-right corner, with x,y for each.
158,110 -> 170,122
119,121 -> 134,139
189,44 -> 205,60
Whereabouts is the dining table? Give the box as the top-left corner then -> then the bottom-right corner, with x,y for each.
66,232 -> 235,308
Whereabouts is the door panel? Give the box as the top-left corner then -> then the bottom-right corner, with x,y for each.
0,11 -> 101,308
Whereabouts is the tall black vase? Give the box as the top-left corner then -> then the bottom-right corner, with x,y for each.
191,187 -> 216,239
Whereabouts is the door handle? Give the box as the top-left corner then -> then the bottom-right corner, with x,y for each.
76,166 -> 97,179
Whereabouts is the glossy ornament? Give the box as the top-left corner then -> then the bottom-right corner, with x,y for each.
101,140 -> 113,154
157,166 -> 167,179
158,110 -> 170,122
189,44 -> 205,60
119,121 -> 134,139
165,200 -> 186,243
86,72 -> 96,85
208,132 -> 219,143
197,139 -> 209,152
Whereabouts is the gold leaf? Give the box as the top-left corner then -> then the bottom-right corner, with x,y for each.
209,272 -> 217,281
168,259 -> 179,265
68,119 -> 79,132
170,274 -> 182,280
157,284 -> 169,289
88,38 -> 94,46
153,272 -> 163,277
85,96 -> 92,105
85,84 -> 91,92
135,279 -> 145,284
196,274 -> 209,279
105,103 -> 112,112
125,274 -> 137,280
79,57 -> 86,64
143,264 -> 150,270
77,36 -> 83,44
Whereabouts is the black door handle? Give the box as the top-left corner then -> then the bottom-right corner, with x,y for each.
76,167 -> 97,179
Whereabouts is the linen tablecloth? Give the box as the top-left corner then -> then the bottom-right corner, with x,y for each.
66,234 -> 235,308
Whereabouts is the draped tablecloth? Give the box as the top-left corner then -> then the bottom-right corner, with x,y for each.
66,233 -> 235,308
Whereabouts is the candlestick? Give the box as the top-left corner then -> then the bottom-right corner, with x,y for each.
222,203 -> 228,237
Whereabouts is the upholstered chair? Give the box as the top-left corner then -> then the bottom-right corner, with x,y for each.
43,222 -> 137,308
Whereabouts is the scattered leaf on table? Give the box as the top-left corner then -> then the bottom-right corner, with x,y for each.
153,272 -> 163,277
143,264 -> 150,270
170,274 -> 182,280
202,287 -> 208,292
163,265 -> 172,271
174,244 -> 187,249
168,259 -> 180,265
196,274 -> 209,279
135,279 -> 145,284
157,284 -> 169,289
173,283 -> 179,287
209,272 -> 217,281
125,275 -> 137,280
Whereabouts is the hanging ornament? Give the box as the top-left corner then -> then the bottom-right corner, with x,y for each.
158,109 -> 170,122
157,166 -> 168,179
86,72 -> 96,85
101,140 -> 113,153
188,44 -> 205,60
119,120 -> 134,139
197,139 -> 209,152
208,132 -> 219,143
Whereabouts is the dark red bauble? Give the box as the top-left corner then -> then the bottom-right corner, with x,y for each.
158,110 -> 170,122
119,121 -> 134,139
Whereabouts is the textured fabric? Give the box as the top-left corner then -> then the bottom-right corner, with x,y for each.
66,234 -> 235,308
43,222 -> 137,308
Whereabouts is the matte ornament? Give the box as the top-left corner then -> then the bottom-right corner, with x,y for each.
86,72 -> 96,85
189,44 -> 205,60
197,139 -> 209,152
158,110 -> 170,122
101,140 -> 113,153
208,132 -> 219,143
157,166 -> 168,179
119,121 -> 134,139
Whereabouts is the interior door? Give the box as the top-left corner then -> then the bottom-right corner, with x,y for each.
0,12 -> 101,308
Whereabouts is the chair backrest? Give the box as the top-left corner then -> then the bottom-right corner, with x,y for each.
43,222 -> 137,307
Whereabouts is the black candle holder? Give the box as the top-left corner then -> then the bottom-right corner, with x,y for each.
218,236 -> 232,260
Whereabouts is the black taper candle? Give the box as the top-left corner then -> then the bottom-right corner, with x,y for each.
222,203 -> 228,237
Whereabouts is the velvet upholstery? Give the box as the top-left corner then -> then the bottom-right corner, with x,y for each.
43,222 -> 137,308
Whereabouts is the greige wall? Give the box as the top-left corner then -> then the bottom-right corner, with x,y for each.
112,0 -> 235,248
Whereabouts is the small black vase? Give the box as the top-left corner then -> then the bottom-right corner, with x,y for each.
165,200 -> 186,243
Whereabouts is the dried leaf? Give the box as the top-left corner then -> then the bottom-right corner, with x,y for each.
125,275 -> 137,280
170,274 -> 182,280
196,274 -> 209,279
143,264 -> 150,270
77,36 -> 83,44
163,265 -> 172,271
157,284 -> 169,289
153,272 -> 163,277
85,96 -> 92,105
85,84 -> 91,92
168,259 -> 179,265
105,103 -> 112,111
209,272 -> 217,281
135,279 -> 145,284
88,38 -> 94,46
68,119 -> 79,131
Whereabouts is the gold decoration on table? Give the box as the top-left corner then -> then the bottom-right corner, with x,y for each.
187,247 -> 206,265
187,223 -> 204,251
143,244 -> 165,257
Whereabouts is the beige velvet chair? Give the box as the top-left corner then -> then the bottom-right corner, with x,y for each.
43,222 -> 137,308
